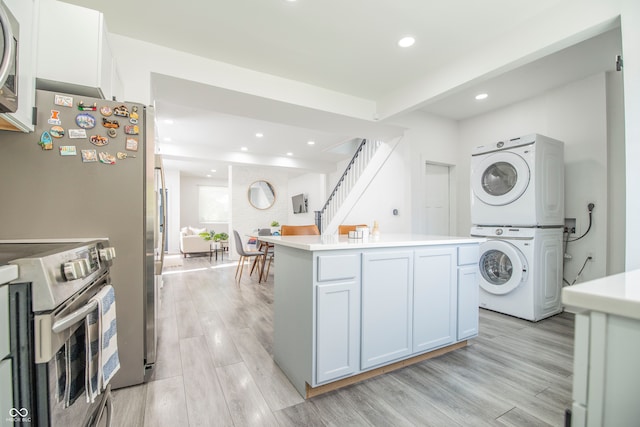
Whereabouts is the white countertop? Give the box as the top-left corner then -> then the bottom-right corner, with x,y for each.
562,269 -> 640,320
259,233 -> 484,251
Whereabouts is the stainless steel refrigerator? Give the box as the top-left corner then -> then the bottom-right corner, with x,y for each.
0,89 -> 164,389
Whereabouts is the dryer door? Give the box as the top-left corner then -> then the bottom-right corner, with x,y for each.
478,240 -> 528,295
472,152 -> 530,206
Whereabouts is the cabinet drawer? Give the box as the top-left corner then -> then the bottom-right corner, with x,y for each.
458,245 -> 479,266
317,254 -> 359,282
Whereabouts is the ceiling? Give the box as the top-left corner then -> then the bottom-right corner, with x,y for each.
59,0 -> 622,179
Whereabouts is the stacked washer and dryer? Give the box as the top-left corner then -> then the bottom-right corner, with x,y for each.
470,134 -> 565,321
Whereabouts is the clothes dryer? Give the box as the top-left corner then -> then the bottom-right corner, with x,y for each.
471,226 -> 563,321
470,134 -> 564,227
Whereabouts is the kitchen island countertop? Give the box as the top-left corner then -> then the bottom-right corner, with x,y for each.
259,233 -> 485,251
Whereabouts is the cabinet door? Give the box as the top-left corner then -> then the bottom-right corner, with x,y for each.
316,281 -> 360,383
413,247 -> 457,352
457,265 -> 479,340
361,251 -> 413,370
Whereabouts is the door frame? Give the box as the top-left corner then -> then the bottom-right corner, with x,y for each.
418,159 -> 456,236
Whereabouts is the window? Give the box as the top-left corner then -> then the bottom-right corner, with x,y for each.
198,186 -> 229,223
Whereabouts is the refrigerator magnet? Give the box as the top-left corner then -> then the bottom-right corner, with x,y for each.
68,129 -> 87,139
100,106 -> 113,116
124,125 -> 139,135
90,135 -> 108,146
129,106 -> 139,124
113,105 -> 129,117
125,137 -> 138,151
117,152 -> 136,159
98,152 -> 116,165
76,113 -> 96,129
77,101 -> 97,111
39,131 -> 53,150
50,126 -> 65,138
81,149 -> 98,162
59,146 -> 77,156
107,128 -> 117,138
102,117 -> 119,129
54,94 -> 73,108
48,110 -> 61,125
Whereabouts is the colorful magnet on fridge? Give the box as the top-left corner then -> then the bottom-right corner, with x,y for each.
54,94 -> 73,108
90,135 -> 109,146
99,152 -> 116,164
124,125 -> 139,135
102,117 -> 119,129
100,106 -> 113,117
48,110 -> 61,125
68,129 -> 87,139
81,149 -> 98,163
129,106 -> 139,123
113,105 -> 129,117
76,113 -> 96,129
59,146 -> 77,156
125,137 -> 138,151
39,131 -> 53,150
78,101 -> 97,111
50,125 -> 65,138
107,128 -> 117,138
117,152 -> 136,159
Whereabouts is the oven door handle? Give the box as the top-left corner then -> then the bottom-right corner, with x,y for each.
51,300 -> 98,333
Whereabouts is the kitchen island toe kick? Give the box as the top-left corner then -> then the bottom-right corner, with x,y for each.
261,234 -> 483,398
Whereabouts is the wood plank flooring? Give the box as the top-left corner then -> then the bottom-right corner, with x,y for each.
111,256 -> 574,427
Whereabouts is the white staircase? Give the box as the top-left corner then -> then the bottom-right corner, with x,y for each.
316,136 -> 402,235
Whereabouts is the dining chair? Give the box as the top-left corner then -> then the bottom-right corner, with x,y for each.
338,224 -> 368,235
257,228 -> 274,282
233,230 -> 264,282
280,224 -> 320,236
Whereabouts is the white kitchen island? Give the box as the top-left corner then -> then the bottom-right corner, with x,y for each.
259,233 -> 484,398
562,270 -> 640,427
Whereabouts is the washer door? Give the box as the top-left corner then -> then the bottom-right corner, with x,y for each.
472,152 -> 530,206
478,240 -> 527,295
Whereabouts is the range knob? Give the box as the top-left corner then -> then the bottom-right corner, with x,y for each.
63,258 -> 91,281
99,247 -> 116,262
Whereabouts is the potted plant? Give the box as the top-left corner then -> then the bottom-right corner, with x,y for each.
270,221 -> 280,235
199,231 -> 228,249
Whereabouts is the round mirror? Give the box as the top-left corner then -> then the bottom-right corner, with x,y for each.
248,180 -> 276,210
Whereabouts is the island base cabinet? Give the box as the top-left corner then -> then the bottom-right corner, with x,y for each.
457,265 -> 479,340
413,247 -> 457,353
315,281 -> 360,383
361,251 -> 413,370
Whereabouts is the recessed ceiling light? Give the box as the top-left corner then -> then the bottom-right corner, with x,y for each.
210,169 -> 216,173
286,152 -> 293,156
241,147 -> 248,151
475,93 -> 489,100
398,36 -> 415,48
255,133 -> 263,138
307,140 -> 315,145
206,174 -> 212,178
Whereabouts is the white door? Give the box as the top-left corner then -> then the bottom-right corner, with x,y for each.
425,163 -> 450,235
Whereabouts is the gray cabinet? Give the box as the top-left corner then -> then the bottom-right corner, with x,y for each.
413,247 -> 457,352
361,251 -> 413,369
316,280 -> 360,383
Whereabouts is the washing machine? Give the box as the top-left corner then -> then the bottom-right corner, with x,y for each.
471,226 -> 563,321
470,134 -> 564,227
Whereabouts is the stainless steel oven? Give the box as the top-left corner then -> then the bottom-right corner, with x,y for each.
0,1 -> 18,113
1,239 -> 117,426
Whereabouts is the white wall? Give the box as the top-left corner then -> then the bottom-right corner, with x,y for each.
164,168 -> 181,253
287,173 -> 326,225
230,165 -> 290,258
180,175 -> 230,237
457,73 -> 610,284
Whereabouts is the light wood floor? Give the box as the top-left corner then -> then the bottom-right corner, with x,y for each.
111,255 -> 574,426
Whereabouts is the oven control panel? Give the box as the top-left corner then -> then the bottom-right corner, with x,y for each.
62,245 -> 99,281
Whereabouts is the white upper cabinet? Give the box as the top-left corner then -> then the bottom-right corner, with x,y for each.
0,0 -> 38,132
36,0 -> 119,101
